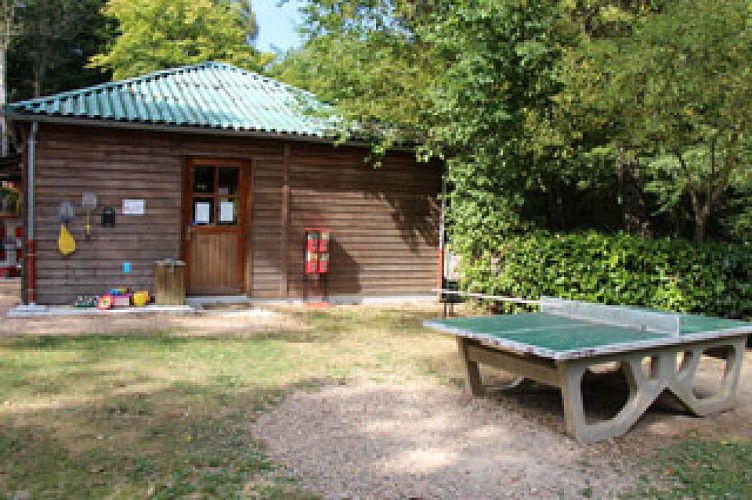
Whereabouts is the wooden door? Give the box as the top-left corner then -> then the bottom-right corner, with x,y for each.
184,159 -> 250,295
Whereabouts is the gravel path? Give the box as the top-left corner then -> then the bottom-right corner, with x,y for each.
251,380 -> 640,499
252,349 -> 752,500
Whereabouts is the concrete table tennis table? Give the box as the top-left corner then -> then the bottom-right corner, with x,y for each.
424,298 -> 752,444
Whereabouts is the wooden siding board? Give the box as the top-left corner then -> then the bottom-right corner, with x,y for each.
281,146 -> 290,295
250,156 -> 285,297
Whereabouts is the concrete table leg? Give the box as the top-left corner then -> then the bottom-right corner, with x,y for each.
457,337 -> 485,396
669,338 -> 746,416
559,355 -> 668,443
557,336 -> 747,444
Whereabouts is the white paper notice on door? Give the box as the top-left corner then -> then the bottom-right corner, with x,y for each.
195,202 -> 211,224
219,201 -> 235,223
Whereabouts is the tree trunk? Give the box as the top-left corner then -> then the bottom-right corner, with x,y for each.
693,215 -> 706,244
545,188 -> 564,231
617,146 -> 650,236
0,44 -> 6,156
693,201 -> 713,244
0,0 -> 15,158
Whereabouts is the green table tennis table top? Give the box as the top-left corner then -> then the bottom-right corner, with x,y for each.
424,312 -> 752,360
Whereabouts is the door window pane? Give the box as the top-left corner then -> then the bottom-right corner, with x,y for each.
193,166 -> 214,193
217,198 -> 237,225
218,167 -> 239,195
193,198 -> 214,225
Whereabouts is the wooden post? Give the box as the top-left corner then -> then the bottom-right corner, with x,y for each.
282,144 -> 290,296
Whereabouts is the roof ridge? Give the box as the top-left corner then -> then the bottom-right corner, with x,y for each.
201,61 -> 317,98
8,61 -> 314,107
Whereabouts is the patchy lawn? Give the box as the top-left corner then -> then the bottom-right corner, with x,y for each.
637,439 -> 752,498
0,306 -> 458,497
0,298 -> 750,497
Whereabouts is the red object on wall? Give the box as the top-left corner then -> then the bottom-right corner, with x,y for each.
306,231 -> 319,253
304,228 -> 330,275
318,252 -> 329,274
305,250 -> 319,274
0,220 -> 21,279
318,230 -> 330,253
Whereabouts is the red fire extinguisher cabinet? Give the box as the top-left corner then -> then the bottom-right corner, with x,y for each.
304,228 -> 330,275
304,228 -> 331,302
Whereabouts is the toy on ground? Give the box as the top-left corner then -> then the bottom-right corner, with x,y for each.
132,290 -> 150,307
97,295 -> 113,310
74,295 -> 99,308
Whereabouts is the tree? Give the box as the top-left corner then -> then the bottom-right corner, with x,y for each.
2,1 -> 113,154
278,1 -> 570,220
271,1 -> 442,148
554,1 -> 666,236
0,0 -> 18,155
572,0 -> 752,243
281,0 -> 752,249
8,0 -> 114,99
89,0 -> 273,80
230,0 -> 258,44
278,1 -> 568,256
423,1 -> 567,258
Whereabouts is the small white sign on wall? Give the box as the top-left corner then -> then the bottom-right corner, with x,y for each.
122,199 -> 145,215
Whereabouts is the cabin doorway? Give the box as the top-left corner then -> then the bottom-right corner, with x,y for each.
184,158 -> 250,295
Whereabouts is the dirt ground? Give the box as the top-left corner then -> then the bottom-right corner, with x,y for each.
251,355 -> 752,498
2,279 -> 751,497
0,279 -> 305,336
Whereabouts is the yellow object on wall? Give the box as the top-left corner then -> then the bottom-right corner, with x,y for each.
58,225 -> 76,256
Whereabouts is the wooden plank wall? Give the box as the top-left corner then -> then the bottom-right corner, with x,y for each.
286,146 -> 441,297
26,123 -> 440,304
250,156 -> 286,297
32,126 -> 183,304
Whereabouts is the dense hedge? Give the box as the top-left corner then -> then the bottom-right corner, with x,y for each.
461,231 -> 752,318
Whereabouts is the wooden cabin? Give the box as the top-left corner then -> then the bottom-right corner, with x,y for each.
5,62 -> 441,305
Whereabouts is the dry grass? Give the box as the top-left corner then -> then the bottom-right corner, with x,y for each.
0,300 -> 461,498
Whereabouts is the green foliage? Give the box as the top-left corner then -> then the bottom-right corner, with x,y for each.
425,1 -> 568,256
271,34 -> 435,143
461,231 -> 752,318
7,0 -> 114,100
568,0 -> 752,242
719,186 -> 752,245
230,0 -> 259,44
640,440 -> 752,498
89,0 -> 273,80
270,0 -> 441,148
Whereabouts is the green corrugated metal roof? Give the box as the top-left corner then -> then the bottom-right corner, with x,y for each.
4,61 -> 335,138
